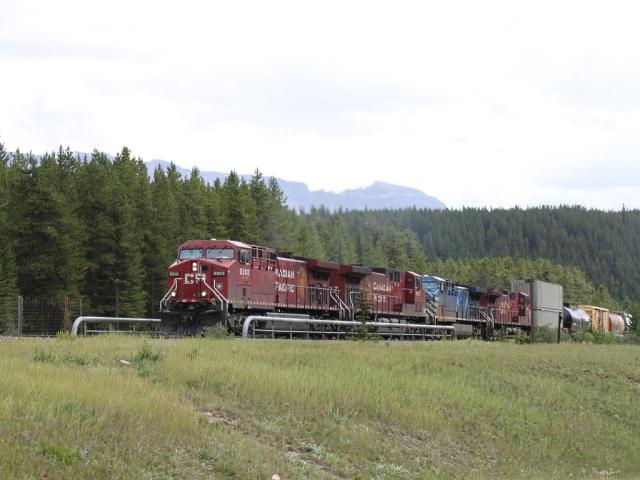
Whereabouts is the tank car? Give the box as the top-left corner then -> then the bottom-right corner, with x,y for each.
562,306 -> 591,332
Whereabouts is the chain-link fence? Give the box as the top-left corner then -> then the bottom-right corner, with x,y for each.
0,297 -> 83,336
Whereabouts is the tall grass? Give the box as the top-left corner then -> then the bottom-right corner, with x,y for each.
1,337 -> 639,478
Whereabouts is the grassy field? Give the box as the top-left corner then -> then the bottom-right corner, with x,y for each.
0,337 -> 639,479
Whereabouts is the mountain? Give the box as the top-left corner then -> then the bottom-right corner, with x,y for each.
145,160 -> 446,211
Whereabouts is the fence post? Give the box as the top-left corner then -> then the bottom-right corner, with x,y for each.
17,296 -> 23,336
64,297 -> 69,332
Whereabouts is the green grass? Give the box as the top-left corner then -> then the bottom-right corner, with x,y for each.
1,337 -> 639,479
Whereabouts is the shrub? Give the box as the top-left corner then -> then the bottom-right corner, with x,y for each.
496,327 -> 507,342
132,341 -> 165,363
32,349 -> 56,363
55,330 -> 75,341
590,331 -> 617,344
127,341 -> 166,378
202,324 -> 234,339
570,331 -> 635,344
619,333 -> 640,345
533,326 -> 558,343
571,331 -> 594,343
348,323 -> 380,342
41,443 -> 79,466
32,349 -> 93,366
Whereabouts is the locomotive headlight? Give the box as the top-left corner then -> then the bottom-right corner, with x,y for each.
191,261 -> 198,272
170,291 -> 176,297
201,291 -> 207,297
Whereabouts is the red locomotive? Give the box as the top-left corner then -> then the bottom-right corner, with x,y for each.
160,239 -> 426,334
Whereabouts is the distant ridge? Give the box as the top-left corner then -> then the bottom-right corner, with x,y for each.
145,160 -> 446,211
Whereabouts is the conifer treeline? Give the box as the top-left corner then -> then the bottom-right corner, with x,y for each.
339,207 -> 640,306
0,142 -> 637,321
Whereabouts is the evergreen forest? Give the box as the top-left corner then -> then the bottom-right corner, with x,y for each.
0,143 -> 638,326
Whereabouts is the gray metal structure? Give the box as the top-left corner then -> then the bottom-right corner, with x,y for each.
241,315 -> 456,340
511,279 -> 563,336
71,316 -> 161,336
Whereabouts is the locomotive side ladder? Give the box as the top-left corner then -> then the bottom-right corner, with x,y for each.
425,295 -> 438,323
330,289 -> 352,320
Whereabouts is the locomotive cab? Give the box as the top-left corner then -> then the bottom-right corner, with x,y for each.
168,243 -> 234,303
161,240 -> 241,331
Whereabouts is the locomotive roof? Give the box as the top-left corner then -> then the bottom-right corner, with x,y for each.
339,264 -> 372,276
179,239 -> 274,251
423,274 -> 447,282
226,239 -> 253,249
372,267 -> 399,273
306,259 -> 340,271
276,256 -> 307,265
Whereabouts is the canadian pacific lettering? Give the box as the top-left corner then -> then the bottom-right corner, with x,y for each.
373,282 -> 392,292
276,269 -> 296,279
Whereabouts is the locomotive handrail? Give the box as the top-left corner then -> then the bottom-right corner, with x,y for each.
159,278 -> 180,312
241,315 -> 456,339
429,306 -> 528,326
71,316 -> 161,336
350,290 -> 407,318
329,289 -> 351,320
348,290 -> 360,309
201,278 -> 229,318
274,283 -> 337,311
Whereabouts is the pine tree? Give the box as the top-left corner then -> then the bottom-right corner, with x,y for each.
7,150 -> 83,297
221,171 -> 256,242
206,178 -> 227,239
0,139 -> 18,331
379,229 -> 410,270
148,165 -> 179,315
293,217 -> 326,258
76,150 -> 146,316
180,167 -> 209,239
249,169 -> 271,244
323,214 -> 356,264
111,147 -> 148,316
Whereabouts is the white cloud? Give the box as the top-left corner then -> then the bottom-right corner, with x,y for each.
1,0 -> 639,209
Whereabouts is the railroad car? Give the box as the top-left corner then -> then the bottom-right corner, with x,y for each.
576,305 -> 610,333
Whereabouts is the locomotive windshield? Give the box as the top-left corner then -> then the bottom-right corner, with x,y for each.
423,278 -> 442,297
179,248 -> 203,260
206,248 -> 234,259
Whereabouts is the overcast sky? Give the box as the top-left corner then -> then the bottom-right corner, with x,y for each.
2,0 -> 640,209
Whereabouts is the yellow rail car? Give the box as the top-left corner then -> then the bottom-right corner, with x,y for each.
576,305 -> 610,333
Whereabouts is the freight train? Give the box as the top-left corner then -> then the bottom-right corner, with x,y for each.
160,239 -> 530,337
160,239 -> 630,338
